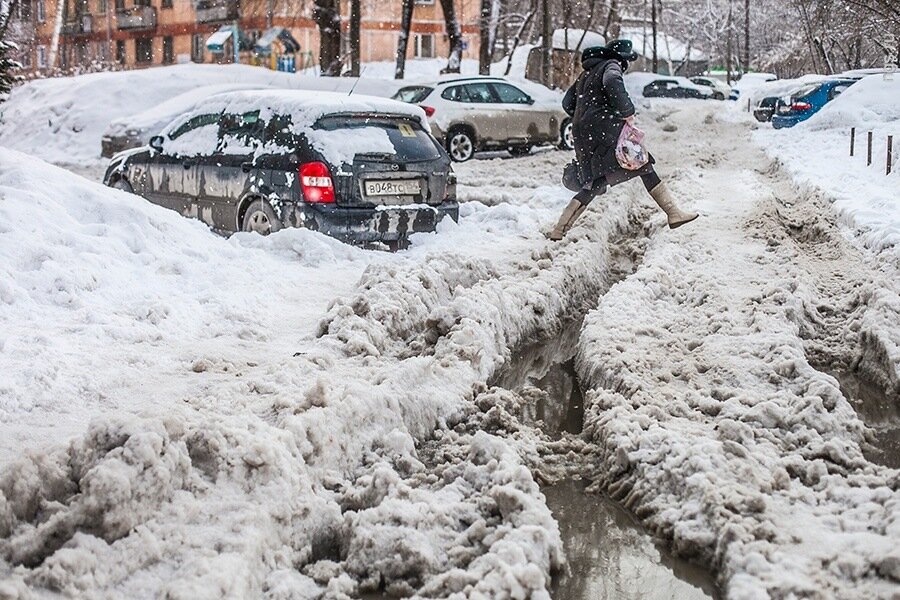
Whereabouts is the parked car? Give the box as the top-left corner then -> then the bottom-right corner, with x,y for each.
103,90 -> 458,246
729,72 -> 778,100
690,76 -> 731,100
101,83 -> 274,157
771,79 -> 856,129
753,96 -> 779,122
392,76 -> 573,162
642,77 -> 714,99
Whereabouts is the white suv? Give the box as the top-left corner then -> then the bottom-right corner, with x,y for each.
393,76 -> 574,162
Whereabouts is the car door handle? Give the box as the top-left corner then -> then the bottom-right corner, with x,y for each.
241,162 -> 253,173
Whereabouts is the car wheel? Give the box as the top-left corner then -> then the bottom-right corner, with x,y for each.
713,92 -> 725,101
508,145 -> 532,157
446,128 -> 475,162
242,199 -> 282,236
559,119 -> 574,150
112,178 -> 134,193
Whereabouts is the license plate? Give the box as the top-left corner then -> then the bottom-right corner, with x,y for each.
365,179 -> 421,196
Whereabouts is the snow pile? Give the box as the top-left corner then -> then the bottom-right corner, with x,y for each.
0,143 -> 645,596
0,64 -> 408,166
755,75 -> 900,255
551,29 -> 606,52
574,102 -> 900,598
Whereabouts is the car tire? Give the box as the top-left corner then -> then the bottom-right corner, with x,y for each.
713,92 -> 725,100
559,119 -> 574,150
112,178 -> 134,193
242,199 -> 282,236
446,127 -> 475,162
508,145 -> 532,157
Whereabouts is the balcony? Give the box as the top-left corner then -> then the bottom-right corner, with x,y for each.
116,5 -> 157,30
62,14 -> 93,35
195,0 -> 238,23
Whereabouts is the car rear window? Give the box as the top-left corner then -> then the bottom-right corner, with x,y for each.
313,115 -> 442,163
393,86 -> 433,103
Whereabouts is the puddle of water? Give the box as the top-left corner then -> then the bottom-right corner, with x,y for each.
545,479 -> 719,600
829,369 -> 900,469
493,324 -> 719,600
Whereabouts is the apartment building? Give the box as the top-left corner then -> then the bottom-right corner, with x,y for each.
11,0 -> 480,74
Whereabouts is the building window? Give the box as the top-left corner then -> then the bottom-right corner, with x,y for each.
97,0 -> 106,14
415,0 -> 434,4
115,40 -> 125,63
191,33 -> 204,63
36,0 -> 45,21
163,36 -> 173,64
114,0 -> 124,9
21,49 -> 33,68
37,45 -> 47,68
161,0 -> 172,8
135,37 -> 152,63
414,34 -> 434,58
19,0 -> 32,20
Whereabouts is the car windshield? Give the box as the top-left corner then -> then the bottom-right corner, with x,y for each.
313,115 -> 442,162
393,86 -> 433,103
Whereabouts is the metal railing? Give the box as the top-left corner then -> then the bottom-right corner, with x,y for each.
116,5 -> 157,29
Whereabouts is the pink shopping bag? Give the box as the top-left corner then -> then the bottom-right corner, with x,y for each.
615,122 -> 649,170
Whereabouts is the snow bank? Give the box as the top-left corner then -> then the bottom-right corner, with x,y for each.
0,144 -> 645,596
551,29 -> 605,52
0,64 -> 408,167
754,75 -> 900,256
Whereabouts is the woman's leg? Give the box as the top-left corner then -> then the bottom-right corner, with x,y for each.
549,180 -> 607,241
641,168 -> 698,229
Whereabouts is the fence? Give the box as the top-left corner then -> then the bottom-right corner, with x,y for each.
850,127 -> 896,176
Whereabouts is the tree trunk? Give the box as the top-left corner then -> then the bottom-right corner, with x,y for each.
604,0 -> 621,41
479,0 -> 490,74
743,0 -> 749,72
540,0 -> 551,86
395,0 -> 414,78
503,3 -> 536,76
313,0 -> 342,76
349,0 -> 360,76
651,0 -> 658,73
438,0 -> 463,73
725,1 -> 733,83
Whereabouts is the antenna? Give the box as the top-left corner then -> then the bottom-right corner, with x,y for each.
347,66 -> 367,96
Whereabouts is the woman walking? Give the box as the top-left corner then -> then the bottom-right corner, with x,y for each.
549,39 -> 698,241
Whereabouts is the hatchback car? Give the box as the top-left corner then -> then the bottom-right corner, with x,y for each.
643,77 -> 714,99
392,76 -> 573,162
771,79 -> 855,129
103,90 -> 458,245
690,76 -> 731,100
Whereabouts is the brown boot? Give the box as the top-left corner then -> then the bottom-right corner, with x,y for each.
649,183 -> 698,229
548,199 -> 588,240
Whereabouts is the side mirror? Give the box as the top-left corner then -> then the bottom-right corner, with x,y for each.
149,135 -> 164,153
525,96 -> 535,105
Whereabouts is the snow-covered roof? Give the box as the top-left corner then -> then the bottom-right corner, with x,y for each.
618,27 -> 707,62
159,89 -> 427,134
551,29 -> 606,52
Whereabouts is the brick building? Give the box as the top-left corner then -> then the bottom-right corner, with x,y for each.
10,0 -> 480,74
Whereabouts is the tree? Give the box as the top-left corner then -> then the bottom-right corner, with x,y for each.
349,0 -> 360,77
395,0 -> 414,78
1,0 -> 23,103
438,0 -> 463,73
313,0 -> 342,76
651,0 -> 659,73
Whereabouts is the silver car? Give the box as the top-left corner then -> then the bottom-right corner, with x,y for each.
392,76 -> 574,162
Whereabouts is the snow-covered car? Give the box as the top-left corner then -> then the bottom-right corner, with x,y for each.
392,76 -> 573,162
729,72 -> 777,100
103,90 -> 458,245
642,77 -> 714,99
690,76 -> 732,100
771,79 -> 856,129
100,83 -> 277,158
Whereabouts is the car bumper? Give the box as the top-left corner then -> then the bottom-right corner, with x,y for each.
284,201 -> 460,243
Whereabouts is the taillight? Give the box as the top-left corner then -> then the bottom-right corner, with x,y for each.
791,101 -> 812,111
299,162 -> 335,203
420,105 -> 435,117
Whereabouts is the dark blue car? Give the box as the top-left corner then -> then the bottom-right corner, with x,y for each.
771,79 -> 856,129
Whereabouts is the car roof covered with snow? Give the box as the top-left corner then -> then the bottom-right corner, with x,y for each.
159,89 -> 428,138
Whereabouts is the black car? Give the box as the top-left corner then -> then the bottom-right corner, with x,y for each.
103,90 -> 459,245
753,96 -> 779,122
642,78 -> 712,99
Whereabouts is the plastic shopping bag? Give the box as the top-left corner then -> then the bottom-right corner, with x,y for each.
615,122 -> 649,170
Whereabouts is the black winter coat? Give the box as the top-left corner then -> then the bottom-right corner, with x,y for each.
563,49 -> 654,189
